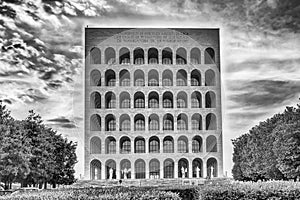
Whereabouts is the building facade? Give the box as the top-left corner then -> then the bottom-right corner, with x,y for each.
84,28 -> 223,180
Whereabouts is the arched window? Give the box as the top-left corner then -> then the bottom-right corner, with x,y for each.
105,69 -> 116,86
190,48 -> 201,64
207,158 -> 218,177
148,48 -> 158,64
119,92 -> 130,109
178,136 -> 188,153
163,92 -> 173,108
135,159 -> 146,179
162,70 -> 173,86
206,135 -> 217,152
119,114 -> 130,131
120,159 -> 131,179
192,136 -> 202,153
105,47 -> 116,64
90,47 -> 101,64
205,91 -> 216,108
134,48 -> 144,64
134,70 -> 145,86
177,114 -> 188,130
90,136 -> 101,154
105,137 -> 116,154
90,69 -> 101,86
176,69 -> 187,86
90,114 -> 101,131
163,114 -> 174,130
119,47 -> 130,64
192,158 -> 203,178
163,136 -> 174,153
134,92 -> 145,108
106,159 -> 116,179
164,159 -> 174,178
176,48 -> 187,64
206,113 -> 217,130
90,92 -> 101,109
178,158 -> 189,178
149,136 -> 159,153
105,92 -> 116,109
149,114 -> 159,131
192,113 -> 202,130
134,114 -> 145,131
90,159 -> 101,180
119,69 -> 130,86
204,47 -> 215,64
105,114 -> 116,131
134,137 -> 145,153
120,136 -> 131,154
148,69 -> 159,86
191,69 -> 201,86
162,47 -> 172,64
149,159 -> 160,178
191,91 -> 202,108
177,91 -> 187,108
148,91 -> 159,108
205,69 -> 216,86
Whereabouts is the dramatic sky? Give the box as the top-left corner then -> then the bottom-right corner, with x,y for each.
1,0 -> 299,178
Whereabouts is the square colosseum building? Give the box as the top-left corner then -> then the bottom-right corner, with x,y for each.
84,28 -> 223,180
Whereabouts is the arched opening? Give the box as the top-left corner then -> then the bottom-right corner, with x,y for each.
119,114 -> 130,131
206,135 -> 217,152
177,114 -> 188,130
105,69 -> 116,86
120,159 -> 131,179
192,113 -> 202,130
119,47 -> 130,64
178,158 -> 189,178
134,92 -> 145,108
148,48 -> 158,64
105,47 -> 116,64
190,47 -> 201,64
134,137 -> 145,153
119,92 -> 130,109
206,113 -> 217,130
90,159 -> 101,180
191,91 -> 202,108
90,69 -> 101,86
149,114 -> 159,131
134,114 -> 145,131
162,47 -> 172,64
207,158 -> 218,178
204,47 -> 215,64
162,70 -> 173,86
105,114 -> 116,131
177,91 -> 187,108
90,92 -> 101,109
149,159 -> 160,179
105,136 -> 116,154
105,92 -> 116,109
134,70 -> 145,86
176,69 -> 187,86
192,136 -> 202,153
106,159 -> 116,179
119,69 -> 130,86
90,114 -> 101,131
205,91 -> 216,108
90,136 -> 101,154
176,48 -> 187,64
192,158 -> 203,178
90,47 -> 101,64
163,91 -> 173,108
135,159 -> 146,179
134,48 -> 144,64
163,113 -> 174,130
148,69 -> 159,86
149,136 -> 160,153
191,69 -> 201,86
120,136 -> 131,154
164,159 -> 174,178
205,69 -> 216,86
163,136 -> 174,153
178,136 -> 188,153
148,91 -> 159,108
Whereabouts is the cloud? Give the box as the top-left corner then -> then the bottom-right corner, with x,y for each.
47,116 -> 77,129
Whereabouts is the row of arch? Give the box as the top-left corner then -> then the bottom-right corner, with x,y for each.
90,113 -> 217,131
90,47 -> 215,65
90,157 -> 218,179
90,69 -> 215,87
90,90 -> 216,109
90,135 -> 217,154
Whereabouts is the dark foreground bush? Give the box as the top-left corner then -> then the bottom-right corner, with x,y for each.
199,181 -> 300,200
0,187 -> 181,200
